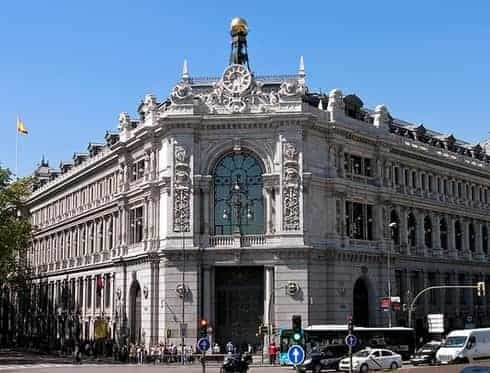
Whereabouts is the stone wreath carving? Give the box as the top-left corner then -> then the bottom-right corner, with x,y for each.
283,142 -> 300,231
171,83 -> 193,103
173,145 -> 191,232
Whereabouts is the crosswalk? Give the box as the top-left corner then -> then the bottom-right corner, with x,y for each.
0,364 -> 74,371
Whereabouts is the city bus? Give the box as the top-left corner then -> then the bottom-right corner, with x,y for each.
279,325 -> 415,364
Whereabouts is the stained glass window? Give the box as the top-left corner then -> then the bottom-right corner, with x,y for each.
213,153 -> 264,235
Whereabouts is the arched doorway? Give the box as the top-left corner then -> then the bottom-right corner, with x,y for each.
353,278 -> 369,326
129,281 -> 142,343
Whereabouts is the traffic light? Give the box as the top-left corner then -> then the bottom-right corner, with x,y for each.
347,316 -> 354,335
477,282 -> 486,297
199,319 -> 208,337
292,315 -> 302,342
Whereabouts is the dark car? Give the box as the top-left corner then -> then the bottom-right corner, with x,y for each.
410,341 -> 441,366
299,344 -> 349,373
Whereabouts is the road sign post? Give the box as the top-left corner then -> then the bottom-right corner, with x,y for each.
345,334 -> 357,373
197,337 -> 210,373
287,345 -> 305,366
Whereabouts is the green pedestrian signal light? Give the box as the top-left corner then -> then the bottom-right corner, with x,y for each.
293,332 -> 301,341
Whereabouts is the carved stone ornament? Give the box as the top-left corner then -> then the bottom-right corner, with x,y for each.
167,64 -> 307,115
116,288 -> 122,300
173,144 -> 191,232
282,142 -> 301,231
118,112 -> 131,131
175,284 -> 187,298
286,281 -> 300,296
170,82 -> 193,103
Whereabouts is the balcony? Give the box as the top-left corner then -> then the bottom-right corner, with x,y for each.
209,234 -> 266,248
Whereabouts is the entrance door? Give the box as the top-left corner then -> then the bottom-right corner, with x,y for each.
215,266 -> 264,351
129,281 -> 141,343
353,278 -> 369,326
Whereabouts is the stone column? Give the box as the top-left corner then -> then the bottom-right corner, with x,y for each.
398,207 -> 408,254
202,267 -> 212,323
476,222 -> 483,259
92,275 -> 97,313
201,182 -> 210,236
447,215 -> 456,256
264,266 -> 274,350
432,214 -> 441,255
463,219 -> 471,257
416,211 -> 425,255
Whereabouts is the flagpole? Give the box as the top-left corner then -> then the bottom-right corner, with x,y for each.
15,116 -> 19,179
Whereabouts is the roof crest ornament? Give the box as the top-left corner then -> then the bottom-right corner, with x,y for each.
182,59 -> 190,82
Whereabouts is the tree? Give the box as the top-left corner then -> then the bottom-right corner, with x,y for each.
0,166 -> 33,346
0,166 -> 32,281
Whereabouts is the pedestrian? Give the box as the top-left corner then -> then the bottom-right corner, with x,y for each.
213,342 -> 220,354
247,343 -> 253,353
268,341 -> 277,365
226,341 -> 234,354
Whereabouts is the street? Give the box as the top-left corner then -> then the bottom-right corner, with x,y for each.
1,362 -> 490,373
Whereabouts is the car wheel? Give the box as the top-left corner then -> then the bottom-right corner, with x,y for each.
360,363 -> 369,373
390,361 -> 398,370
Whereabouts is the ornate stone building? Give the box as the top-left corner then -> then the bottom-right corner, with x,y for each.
26,18 -> 490,348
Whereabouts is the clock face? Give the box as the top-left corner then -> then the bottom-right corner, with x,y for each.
222,64 -> 252,94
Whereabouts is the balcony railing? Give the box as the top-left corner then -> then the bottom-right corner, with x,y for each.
209,234 -> 266,248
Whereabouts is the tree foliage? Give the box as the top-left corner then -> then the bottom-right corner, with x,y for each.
0,166 -> 33,284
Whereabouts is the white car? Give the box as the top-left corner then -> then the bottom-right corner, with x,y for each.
339,348 -> 402,372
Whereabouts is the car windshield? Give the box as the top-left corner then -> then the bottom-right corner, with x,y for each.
353,350 -> 371,357
443,336 -> 467,348
418,343 -> 438,352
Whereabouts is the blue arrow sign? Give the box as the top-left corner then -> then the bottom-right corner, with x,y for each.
197,337 -> 210,352
345,334 -> 357,347
287,344 -> 305,365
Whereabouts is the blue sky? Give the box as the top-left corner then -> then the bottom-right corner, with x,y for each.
0,0 -> 489,176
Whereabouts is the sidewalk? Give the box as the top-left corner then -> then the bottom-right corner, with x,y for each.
0,349 -> 72,365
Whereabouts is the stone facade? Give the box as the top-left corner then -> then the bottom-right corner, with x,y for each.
25,28 -> 490,348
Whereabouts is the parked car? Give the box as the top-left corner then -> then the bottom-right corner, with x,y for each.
299,344 -> 349,372
339,348 -> 402,372
437,328 -> 490,364
410,340 -> 441,365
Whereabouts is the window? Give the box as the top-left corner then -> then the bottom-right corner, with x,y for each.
87,277 -> 92,308
407,212 -> 417,247
455,220 -> 462,251
344,154 -> 373,177
440,218 -> 448,250
394,167 -> 400,185
411,171 -> 417,188
424,216 -> 432,248
390,210 -> 400,245
105,275 -> 111,308
469,223 -> 476,252
98,221 -> 103,251
421,174 -> 426,190
404,169 -> 410,186
345,202 -> 373,240
483,225 -> 488,254
458,183 -> 462,198
129,206 -> 144,243
213,152 -> 264,235
131,159 -> 145,181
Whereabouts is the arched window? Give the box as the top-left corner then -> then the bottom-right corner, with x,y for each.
483,225 -> 489,255
407,212 -> 417,247
469,223 -> 476,252
390,210 -> 400,245
440,218 -> 448,250
213,152 -> 264,235
455,220 -> 463,251
424,216 -> 433,248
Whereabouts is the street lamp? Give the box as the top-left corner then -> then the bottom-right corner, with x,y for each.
388,221 -> 398,328
222,176 -> 253,235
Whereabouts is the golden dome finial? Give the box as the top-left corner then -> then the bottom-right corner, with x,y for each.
230,17 -> 248,35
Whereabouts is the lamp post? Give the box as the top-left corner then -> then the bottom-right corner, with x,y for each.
222,176 -> 253,235
388,222 -> 398,328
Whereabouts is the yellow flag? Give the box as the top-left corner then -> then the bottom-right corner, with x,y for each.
17,117 -> 28,135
